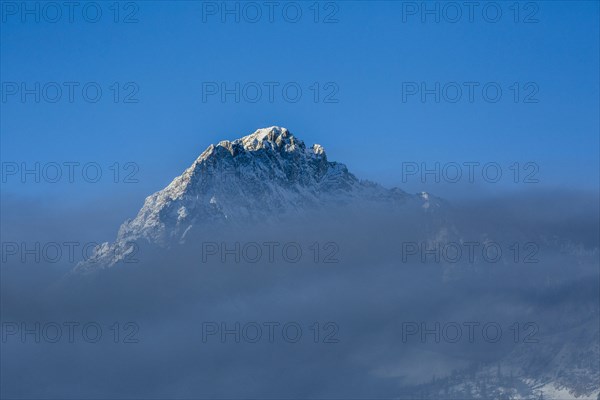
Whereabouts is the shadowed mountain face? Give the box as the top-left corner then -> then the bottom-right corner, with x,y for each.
79,127 -> 439,269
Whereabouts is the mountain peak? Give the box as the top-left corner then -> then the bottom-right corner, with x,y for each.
206,126 -> 324,159
237,126 -> 303,152
243,126 -> 289,142
77,126 -> 436,270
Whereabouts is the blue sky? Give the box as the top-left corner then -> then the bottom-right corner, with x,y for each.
1,1 -> 598,203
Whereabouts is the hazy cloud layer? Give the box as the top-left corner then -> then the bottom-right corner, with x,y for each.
1,190 -> 598,398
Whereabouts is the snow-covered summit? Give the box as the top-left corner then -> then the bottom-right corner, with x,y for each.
78,126 -> 437,269
239,126 -> 302,151
205,126 -> 322,157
